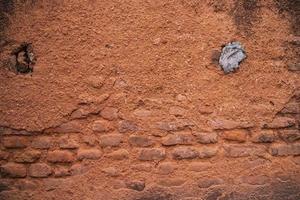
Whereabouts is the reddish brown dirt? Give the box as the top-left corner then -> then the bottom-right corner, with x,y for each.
0,0 -> 299,200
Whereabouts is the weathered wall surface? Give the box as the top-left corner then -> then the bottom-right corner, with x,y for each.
0,0 -> 299,200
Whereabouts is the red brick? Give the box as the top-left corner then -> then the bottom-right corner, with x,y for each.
224,145 -> 267,158
279,130 -> 300,143
270,144 -> 300,156
172,147 -> 198,160
128,135 -> 154,147
157,178 -> 186,187
47,150 -> 75,163
0,151 -> 9,161
209,118 -> 254,130
133,109 -> 152,117
188,163 -> 212,172
101,107 -> 118,121
251,130 -> 276,143
92,120 -> 112,132
131,163 -> 152,172
156,119 -> 194,132
29,163 -> 52,178
59,136 -> 79,149
118,120 -> 138,133
102,167 -> 120,177
31,137 -> 52,149
169,106 -> 186,116
281,102 -> 300,114
194,132 -> 218,144
198,178 -> 223,188
2,128 -> 32,136
138,148 -> 166,161
0,163 -> 26,178
106,149 -> 129,160
53,121 -> 82,133
222,130 -> 248,142
82,135 -> 97,146
157,162 -> 177,175
99,134 -> 123,147
161,133 -> 194,146
77,149 -> 102,160
125,180 -> 145,191
14,150 -> 41,163
3,137 -> 29,149
262,117 -> 296,129
70,163 -> 88,175
198,147 -> 218,158
54,167 -> 71,177
239,175 -> 270,185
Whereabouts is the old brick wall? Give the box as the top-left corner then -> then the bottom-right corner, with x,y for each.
0,0 -> 300,200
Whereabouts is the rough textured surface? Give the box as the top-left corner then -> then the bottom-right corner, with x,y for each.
0,0 -> 299,200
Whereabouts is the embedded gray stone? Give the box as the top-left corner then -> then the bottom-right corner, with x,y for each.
219,42 -> 246,73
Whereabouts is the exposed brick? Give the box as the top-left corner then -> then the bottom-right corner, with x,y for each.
3,137 -> 29,149
194,132 -> 218,144
157,178 -> 186,187
172,147 -> 198,160
128,135 -> 154,147
138,148 -> 166,161
125,180 -> 145,191
29,163 -> 52,178
224,145 -> 267,158
70,163 -> 88,175
209,118 -> 254,130
156,119 -> 194,132
131,163 -> 152,172
2,128 -> 32,136
118,120 -> 138,133
59,136 -> 79,149
101,107 -> 118,121
53,121 -> 82,133
31,137 -> 52,149
222,130 -> 248,142
82,135 -> 97,146
47,150 -> 75,163
14,150 -> 41,163
169,106 -> 186,116
157,162 -> 176,175
0,151 -> 9,161
92,120 -> 112,133
262,117 -> 296,129
79,93 -> 109,105
102,167 -> 120,177
281,102 -> 300,114
198,147 -> 218,158
270,144 -> 300,156
133,109 -> 152,117
292,156 -> 300,165
99,134 -> 123,147
70,105 -> 101,119
0,179 -> 12,192
279,130 -> 300,143
198,178 -> 224,188
251,130 -> 276,143
239,175 -> 270,185
0,163 -> 27,178
188,162 -> 212,172
77,149 -> 102,160
161,133 -> 194,146
288,63 -> 300,71
54,167 -> 71,177
15,179 -> 37,191
106,149 -> 129,160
